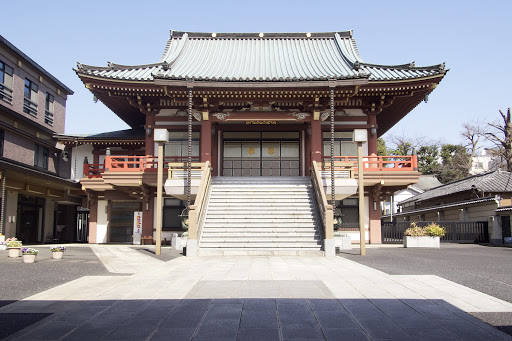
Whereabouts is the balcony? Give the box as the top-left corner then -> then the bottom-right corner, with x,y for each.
320,155 -> 420,191
83,155 -> 200,179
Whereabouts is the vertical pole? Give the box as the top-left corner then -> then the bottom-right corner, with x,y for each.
330,89 -> 335,209
155,142 -> 164,255
358,142 -> 366,255
0,170 -> 5,235
187,89 -> 193,213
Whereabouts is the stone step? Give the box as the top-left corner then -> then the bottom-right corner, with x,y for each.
207,206 -> 315,211
203,227 -> 318,232
204,219 -> 317,224
197,249 -> 325,257
199,242 -> 322,248
205,212 -> 316,218
200,237 -> 321,243
207,202 -> 315,208
202,231 -> 319,237
210,197 -> 312,203
210,186 -> 311,190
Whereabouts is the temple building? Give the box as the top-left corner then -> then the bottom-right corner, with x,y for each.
60,30 -> 447,255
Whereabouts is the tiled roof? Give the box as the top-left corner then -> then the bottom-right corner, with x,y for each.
400,170 -> 512,205
55,128 -> 145,140
76,30 -> 446,83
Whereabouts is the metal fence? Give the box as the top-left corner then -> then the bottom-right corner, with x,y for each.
382,221 -> 489,244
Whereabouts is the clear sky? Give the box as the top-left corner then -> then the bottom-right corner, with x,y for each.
2,0 -> 511,147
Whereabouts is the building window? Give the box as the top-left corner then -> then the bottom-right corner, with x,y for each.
336,198 -> 359,229
0,61 -> 14,104
0,130 -> 4,156
34,144 -> 48,169
23,79 -> 38,116
323,132 -> 358,157
164,132 -> 200,162
162,198 -> 185,231
45,93 -> 54,125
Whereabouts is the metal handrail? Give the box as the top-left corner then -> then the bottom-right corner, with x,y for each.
311,161 -> 333,240
188,161 -> 212,241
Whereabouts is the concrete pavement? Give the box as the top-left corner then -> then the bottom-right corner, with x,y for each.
1,245 -> 511,340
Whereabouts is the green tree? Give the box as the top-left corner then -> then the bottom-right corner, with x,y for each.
377,137 -> 387,156
436,144 -> 471,183
417,145 -> 440,174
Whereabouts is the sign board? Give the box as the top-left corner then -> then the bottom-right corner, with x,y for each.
504,237 -> 512,244
133,211 -> 143,235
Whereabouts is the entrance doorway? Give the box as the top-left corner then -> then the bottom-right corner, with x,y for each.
16,195 -> 45,243
110,201 -> 142,243
222,132 -> 300,176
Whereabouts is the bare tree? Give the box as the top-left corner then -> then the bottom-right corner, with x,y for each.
461,121 -> 486,159
486,108 -> 512,172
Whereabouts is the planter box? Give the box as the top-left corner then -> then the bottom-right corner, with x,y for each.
22,254 -> 36,263
52,251 -> 64,259
404,236 -> 440,248
8,247 -> 20,258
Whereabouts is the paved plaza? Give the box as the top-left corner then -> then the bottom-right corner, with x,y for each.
1,245 -> 512,340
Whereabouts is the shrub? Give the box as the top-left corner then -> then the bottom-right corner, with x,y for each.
404,222 -> 446,237
424,223 -> 446,237
6,238 -> 22,248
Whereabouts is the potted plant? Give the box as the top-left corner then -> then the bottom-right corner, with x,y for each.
51,246 -> 66,259
6,238 -> 22,258
404,222 -> 446,248
21,248 -> 38,263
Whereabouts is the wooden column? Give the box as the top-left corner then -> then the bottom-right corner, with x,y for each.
310,120 -> 322,163
200,114 -> 212,162
368,114 -> 378,156
92,146 -> 100,164
145,113 -> 155,156
142,190 -> 154,238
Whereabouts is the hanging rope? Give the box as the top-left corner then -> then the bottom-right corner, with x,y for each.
187,88 -> 193,213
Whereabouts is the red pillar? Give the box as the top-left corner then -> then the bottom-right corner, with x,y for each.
142,192 -> 154,238
310,120 -> 322,163
368,114 -> 378,156
145,113 -> 155,156
201,119 -> 212,162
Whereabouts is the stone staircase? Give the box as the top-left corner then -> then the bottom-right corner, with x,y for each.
198,177 -> 324,256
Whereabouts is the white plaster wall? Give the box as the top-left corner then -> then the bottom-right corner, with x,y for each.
71,145 -> 94,181
96,200 -> 108,243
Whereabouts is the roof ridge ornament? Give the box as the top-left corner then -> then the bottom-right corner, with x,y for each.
354,61 -> 360,71
162,61 -> 169,71
108,62 -> 114,70
409,61 -> 415,69
439,62 -> 446,71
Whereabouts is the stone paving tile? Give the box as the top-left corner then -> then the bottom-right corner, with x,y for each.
16,320 -> 79,340
355,318 -> 414,340
204,303 -> 243,320
240,308 -> 278,329
148,327 -> 196,341
280,320 -> 325,340
314,310 -> 360,329
434,317 -> 503,341
403,328 -> 459,341
322,328 -> 370,341
237,327 -> 280,341
194,319 -> 240,340
103,318 -> 163,340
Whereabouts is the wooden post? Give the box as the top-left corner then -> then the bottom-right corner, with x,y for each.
155,142 -> 164,255
358,142 -> 366,255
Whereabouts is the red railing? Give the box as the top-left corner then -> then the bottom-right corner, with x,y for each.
83,155 -> 200,178
321,155 -> 418,172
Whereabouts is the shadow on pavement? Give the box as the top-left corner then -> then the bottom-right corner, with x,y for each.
0,298 -> 508,340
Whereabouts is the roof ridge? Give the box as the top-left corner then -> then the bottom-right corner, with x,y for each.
169,30 -> 353,39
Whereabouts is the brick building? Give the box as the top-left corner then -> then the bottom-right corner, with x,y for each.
0,35 -> 82,244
